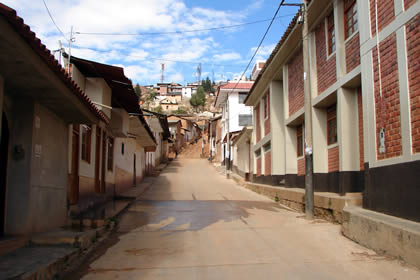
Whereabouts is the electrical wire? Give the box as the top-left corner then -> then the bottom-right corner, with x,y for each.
226,0 -> 287,92
42,0 -> 69,43
74,13 -> 296,36
71,45 -> 247,68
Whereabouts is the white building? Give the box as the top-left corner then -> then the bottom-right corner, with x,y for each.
214,81 -> 254,166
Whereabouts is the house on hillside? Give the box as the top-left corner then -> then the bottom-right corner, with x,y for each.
214,81 -> 254,168
245,0 -> 420,224
160,98 -> 178,112
65,55 -> 156,216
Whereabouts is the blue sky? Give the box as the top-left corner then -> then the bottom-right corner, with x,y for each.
3,0 -> 299,85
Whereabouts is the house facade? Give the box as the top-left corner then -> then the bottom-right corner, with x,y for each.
0,5 -> 111,235
246,0 -> 419,222
66,55 -> 156,215
215,81 -> 254,167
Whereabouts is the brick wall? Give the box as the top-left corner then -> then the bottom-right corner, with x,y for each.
370,0 -> 395,35
345,33 -> 361,73
358,88 -> 365,170
328,146 -> 339,172
256,103 -> 261,143
256,157 -> 262,176
297,158 -> 305,176
372,33 -> 402,159
405,0 -> 417,9
406,15 -> 420,153
288,49 -> 304,115
264,151 -> 271,176
315,20 -> 337,94
264,92 -> 270,136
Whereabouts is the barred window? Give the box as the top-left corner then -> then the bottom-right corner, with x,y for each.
327,11 -> 335,54
344,0 -> 358,39
239,114 -> 252,126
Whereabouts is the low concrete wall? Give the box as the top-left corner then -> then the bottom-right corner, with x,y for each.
342,206 -> 420,269
231,173 -> 361,224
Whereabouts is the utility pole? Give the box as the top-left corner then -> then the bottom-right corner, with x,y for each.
302,0 -> 314,219
226,97 -> 231,178
68,26 -> 74,74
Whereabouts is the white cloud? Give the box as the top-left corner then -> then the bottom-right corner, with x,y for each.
212,52 -> 241,62
1,0 -> 260,84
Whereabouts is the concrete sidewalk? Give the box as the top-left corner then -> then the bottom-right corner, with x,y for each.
0,175 -> 157,280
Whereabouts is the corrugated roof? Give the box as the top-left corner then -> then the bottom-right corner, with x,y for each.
0,3 -> 108,124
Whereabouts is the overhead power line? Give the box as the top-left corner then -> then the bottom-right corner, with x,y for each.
228,0 -> 287,88
42,0 -> 69,43
74,13 -> 296,36
224,0 -> 289,176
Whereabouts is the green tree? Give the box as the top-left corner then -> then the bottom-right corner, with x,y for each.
201,77 -> 213,93
152,105 -> 163,114
190,86 -> 206,112
134,83 -> 142,99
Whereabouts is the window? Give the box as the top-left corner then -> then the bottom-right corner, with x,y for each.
327,11 -> 335,54
107,137 -> 114,171
81,125 -> 92,163
238,114 -> 252,126
327,104 -> 337,145
238,92 -> 248,104
344,0 -> 358,39
121,142 -> 125,155
255,149 -> 261,158
264,92 -> 270,119
263,141 -> 271,153
297,125 -> 304,157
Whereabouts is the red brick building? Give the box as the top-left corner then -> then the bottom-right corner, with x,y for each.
245,0 -> 420,222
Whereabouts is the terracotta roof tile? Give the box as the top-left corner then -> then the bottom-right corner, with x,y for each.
219,82 -> 254,90
0,3 -> 109,124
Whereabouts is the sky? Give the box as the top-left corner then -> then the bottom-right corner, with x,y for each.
2,0 -> 299,85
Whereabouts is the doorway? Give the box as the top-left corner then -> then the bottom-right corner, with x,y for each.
0,113 -> 9,236
68,125 -> 80,205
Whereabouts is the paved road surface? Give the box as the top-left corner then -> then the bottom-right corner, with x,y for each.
80,158 -> 420,279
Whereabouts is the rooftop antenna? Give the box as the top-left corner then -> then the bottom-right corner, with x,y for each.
161,63 -> 165,83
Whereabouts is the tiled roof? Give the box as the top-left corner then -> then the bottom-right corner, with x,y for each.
219,82 -> 254,90
0,4 -> 109,124
245,11 -> 301,104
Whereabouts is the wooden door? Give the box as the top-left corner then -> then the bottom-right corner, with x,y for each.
94,127 -> 101,193
0,113 -> 9,236
68,125 -> 80,205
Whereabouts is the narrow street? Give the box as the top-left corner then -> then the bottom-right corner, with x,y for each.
77,157 -> 419,280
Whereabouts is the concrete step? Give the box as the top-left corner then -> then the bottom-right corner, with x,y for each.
0,236 -> 28,257
342,206 -> 420,269
0,245 -> 79,279
71,199 -> 131,230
